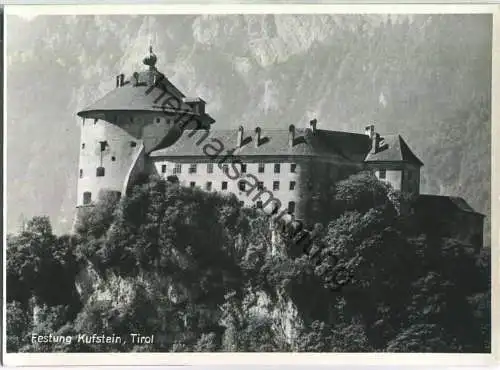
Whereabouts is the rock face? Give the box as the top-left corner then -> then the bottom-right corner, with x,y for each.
6,14 -> 491,241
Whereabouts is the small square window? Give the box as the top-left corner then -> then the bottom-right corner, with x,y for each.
190,181 -> 196,188
130,141 -> 137,148
238,181 -> 246,191
273,181 -> 280,191
81,143 -> 85,149
290,163 -> 297,173
96,167 -> 105,177
241,164 -> 247,173
189,164 -> 197,174
161,164 -> 167,173
258,163 -> 265,173
257,182 -> 264,190
206,182 -> 212,191
274,164 -> 281,173
289,181 -> 296,190
256,201 -> 263,209
173,163 -> 182,174
222,181 -> 228,190
207,163 -> 214,173
379,169 -> 386,179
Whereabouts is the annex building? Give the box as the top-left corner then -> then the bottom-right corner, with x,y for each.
75,48 -> 484,248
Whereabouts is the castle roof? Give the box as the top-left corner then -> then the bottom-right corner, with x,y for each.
149,127 -> 371,162
365,134 -> 423,166
77,79 -> 191,118
415,194 -> 484,217
77,47 -> 214,126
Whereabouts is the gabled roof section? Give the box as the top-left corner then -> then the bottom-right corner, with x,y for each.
150,127 -> 371,162
365,134 -> 424,166
415,194 -> 484,217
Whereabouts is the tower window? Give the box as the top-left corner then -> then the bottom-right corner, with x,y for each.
81,143 -> 85,149
289,181 -> 296,190
222,181 -> 228,190
189,163 -> 197,174
274,164 -> 281,174
288,201 -> 296,214
273,181 -> 280,191
161,164 -> 167,173
258,163 -> 265,173
207,163 -> 214,173
96,167 -> 105,177
83,192 -> 92,205
238,181 -> 246,191
173,163 -> 182,174
79,169 -> 83,178
379,169 -> 386,179
257,182 -> 264,190
290,163 -> 297,173
241,164 -> 247,173
190,181 -> 196,188
206,182 -> 212,191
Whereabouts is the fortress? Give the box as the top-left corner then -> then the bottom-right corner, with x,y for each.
75,48 -> 484,248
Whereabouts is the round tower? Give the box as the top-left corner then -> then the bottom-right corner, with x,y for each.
75,46 -> 214,210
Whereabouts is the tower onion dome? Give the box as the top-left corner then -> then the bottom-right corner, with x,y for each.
143,46 -> 157,69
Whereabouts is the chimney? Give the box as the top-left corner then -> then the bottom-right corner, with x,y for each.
365,124 -> 375,138
310,118 -> 317,133
119,74 -> 125,87
237,126 -> 244,147
371,133 -> 381,154
288,124 -> 295,147
255,127 -> 261,147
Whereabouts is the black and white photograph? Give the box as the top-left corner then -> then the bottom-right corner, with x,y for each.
3,4 -> 494,363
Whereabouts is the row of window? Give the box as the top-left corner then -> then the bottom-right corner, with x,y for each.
80,167 -> 107,178
161,162 -> 298,175
377,169 -> 414,181
189,180 -> 296,192
82,189 -> 296,212
81,141 -> 137,150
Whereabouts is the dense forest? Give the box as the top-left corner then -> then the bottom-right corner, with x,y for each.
6,173 -> 491,352
6,14 -> 491,243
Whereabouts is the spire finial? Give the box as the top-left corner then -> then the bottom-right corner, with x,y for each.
143,45 -> 157,69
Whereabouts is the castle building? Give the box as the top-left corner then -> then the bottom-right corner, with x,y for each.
75,48 -> 485,248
